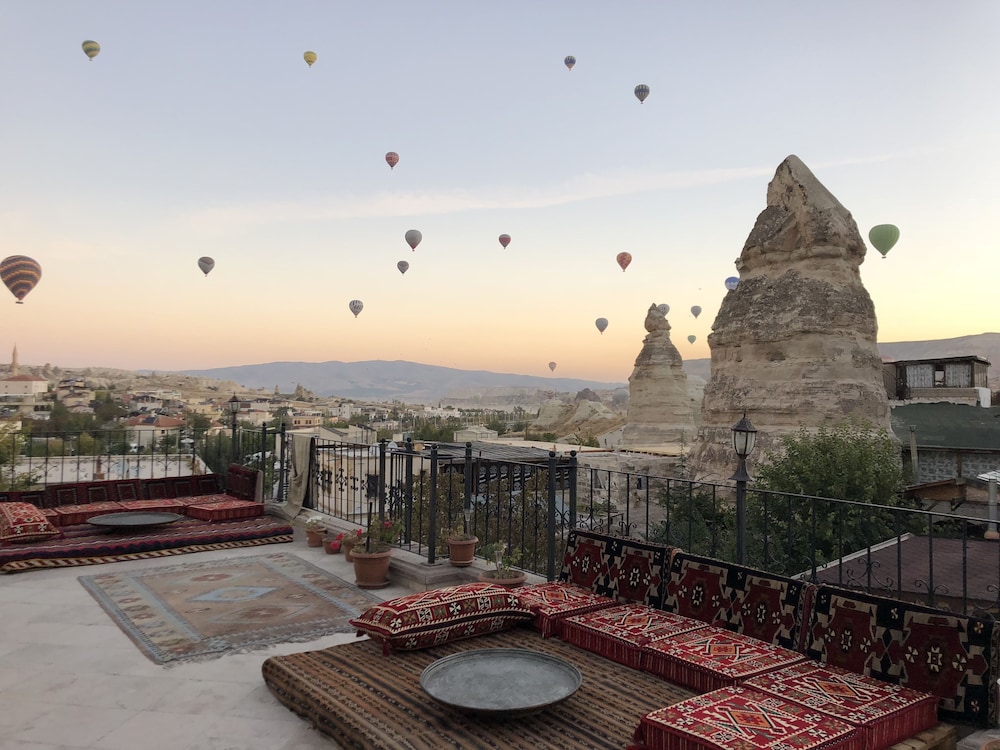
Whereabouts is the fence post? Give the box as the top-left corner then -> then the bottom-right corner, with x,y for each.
404,438 -> 414,544
547,450 -> 557,581
278,423 -> 287,502
378,439 -> 387,523
569,450 -> 577,531
427,444 -> 438,564
463,442 -> 474,533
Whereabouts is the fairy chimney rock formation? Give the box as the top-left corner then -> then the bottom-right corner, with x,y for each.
687,155 -> 890,481
621,304 -> 696,451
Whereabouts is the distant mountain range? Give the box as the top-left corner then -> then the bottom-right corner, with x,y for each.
179,333 -> 1000,403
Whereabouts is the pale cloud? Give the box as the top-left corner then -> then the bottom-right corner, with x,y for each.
178,152 -> 913,235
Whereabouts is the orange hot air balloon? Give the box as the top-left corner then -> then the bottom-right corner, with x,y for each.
0,255 -> 42,303
616,252 -> 632,272
385,151 -> 399,170
498,234 -> 511,248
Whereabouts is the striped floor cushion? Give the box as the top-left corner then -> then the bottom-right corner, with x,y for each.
561,603 -> 706,670
186,499 -> 264,522
53,502 -> 126,527
641,626 -> 807,693
745,661 -> 940,749
118,499 -> 187,514
517,582 -> 619,637
41,508 -> 62,528
631,686 -> 861,750
174,493 -> 234,507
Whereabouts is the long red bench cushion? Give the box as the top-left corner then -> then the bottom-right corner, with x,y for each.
186,499 -> 264,522
631,686 -> 861,750
746,660 -> 940,749
805,584 -> 999,727
561,603 -> 706,670
559,530 -> 674,608
119,499 -> 187,514
53,502 -> 127,527
640,625 -> 806,693
517,582 -> 619,638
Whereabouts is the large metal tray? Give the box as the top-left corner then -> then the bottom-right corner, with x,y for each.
420,647 -> 583,718
87,512 -> 184,529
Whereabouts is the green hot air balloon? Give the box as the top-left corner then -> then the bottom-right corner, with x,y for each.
868,224 -> 900,259
82,40 -> 101,60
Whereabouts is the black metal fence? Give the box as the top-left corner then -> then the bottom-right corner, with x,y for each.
4,428 -> 997,618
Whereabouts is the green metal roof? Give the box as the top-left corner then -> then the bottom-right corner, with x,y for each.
890,402 -> 1000,450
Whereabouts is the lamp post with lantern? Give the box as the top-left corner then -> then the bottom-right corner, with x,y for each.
730,412 -> 757,565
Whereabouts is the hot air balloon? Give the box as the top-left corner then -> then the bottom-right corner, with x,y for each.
868,224 -> 899,259
725,276 -> 739,291
657,303 -> 670,316
197,257 -> 214,276
498,234 -> 511,248
548,362 -> 557,372
634,84 -> 650,103
405,229 -> 422,251
690,305 -> 702,319
348,299 -> 364,317
303,51 -> 317,67
595,317 -> 608,334
687,335 -> 696,344
616,251 -> 632,272
397,260 -> 409,275
564,55 -> 576,71
385,151 -> 399,170
82,40 -> 100,60
0,255 -> 42,304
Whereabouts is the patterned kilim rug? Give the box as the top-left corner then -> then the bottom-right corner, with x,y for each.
79,552 -> 378,665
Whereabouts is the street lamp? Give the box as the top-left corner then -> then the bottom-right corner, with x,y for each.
730,412 -> 757,565
228,394 -> 240,466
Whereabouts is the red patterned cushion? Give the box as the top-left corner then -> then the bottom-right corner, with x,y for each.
119,499 -> 187,514
349,582 -> 533,655
561,603 -> 706,670
53,501 -> 126,527
746,661 -> 940,749
0,502 -> 62,545
175,493 -> 232,507
632,686 -> 860,750
186,499 -> 263,521
641,626 -> 807,693
562,533 -> 609,589
517,582 -> 619,637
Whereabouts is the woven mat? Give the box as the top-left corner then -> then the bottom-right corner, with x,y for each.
80,552 -> 377,665
263,627 -> 695,749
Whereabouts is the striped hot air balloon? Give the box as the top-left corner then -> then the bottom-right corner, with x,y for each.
0,255 -> 42,303
82,40 -> 101,60
634,84 -> 650,103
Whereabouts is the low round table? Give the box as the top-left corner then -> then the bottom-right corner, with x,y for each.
86,511 -> 185,530
420,648 -> 582,718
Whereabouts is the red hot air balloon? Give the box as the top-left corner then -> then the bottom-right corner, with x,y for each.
616,252 -> 632,272
0,255 -> 42,303
385,152 -> 399,170
498,234 -> 511,248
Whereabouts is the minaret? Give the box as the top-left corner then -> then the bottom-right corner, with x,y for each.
10,344 -> 18,376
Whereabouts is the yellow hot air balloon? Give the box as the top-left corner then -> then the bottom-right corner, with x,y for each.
303,51 -> 317,67
82,40 -> 101,61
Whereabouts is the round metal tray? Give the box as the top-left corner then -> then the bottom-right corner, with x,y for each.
420,648 -> 582,718
86,511 -> 185,529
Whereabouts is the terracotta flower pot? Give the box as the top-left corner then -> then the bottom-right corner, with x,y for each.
446,536 -> 478,567
342,542 -> 356,562
352,549 -> 392,589
324,538 -> 341,554
478,570 -> 527,588
305,529 -> 324,547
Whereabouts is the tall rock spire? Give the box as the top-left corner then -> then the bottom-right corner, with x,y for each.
622,304 -> 696,450
10,344 -> 18,376
687,155 -> 890,482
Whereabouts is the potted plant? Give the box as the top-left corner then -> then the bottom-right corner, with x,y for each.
444,514 -> 478,567
341,528 -> 363,562
304,516 -> 326,547
478,542 -> 526,588
352,516 -> 404,589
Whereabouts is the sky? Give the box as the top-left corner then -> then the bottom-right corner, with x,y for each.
1,2 -> 997,384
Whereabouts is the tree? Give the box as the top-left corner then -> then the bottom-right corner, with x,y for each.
746,417 -> 912,575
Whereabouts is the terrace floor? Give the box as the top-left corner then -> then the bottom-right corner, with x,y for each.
4,526 -> 999,750
0,528 -> 415,750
